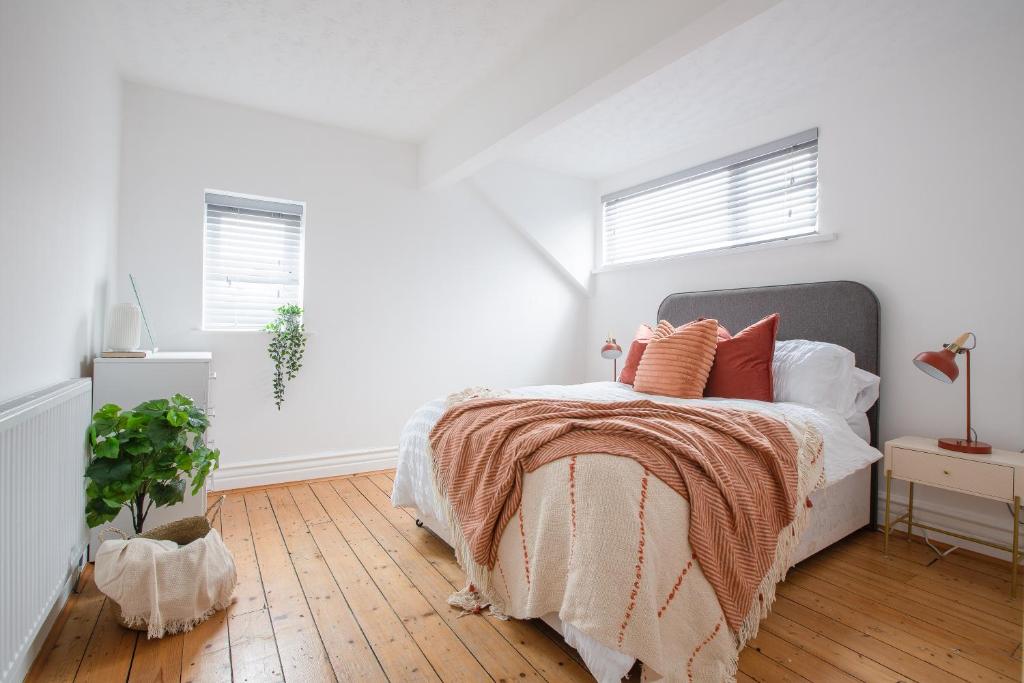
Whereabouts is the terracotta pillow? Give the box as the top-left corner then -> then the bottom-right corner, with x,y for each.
704,314 -> 780,401
618,324 -> 654,385
633,319 -> 719,398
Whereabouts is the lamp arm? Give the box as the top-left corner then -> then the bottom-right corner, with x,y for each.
947,331 -> 975,353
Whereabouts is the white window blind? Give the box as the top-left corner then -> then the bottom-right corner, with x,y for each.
601,129 -> 819,267
202,191 -> 305,330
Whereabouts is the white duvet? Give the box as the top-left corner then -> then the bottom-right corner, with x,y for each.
391,381 -> 882,682
392,381 -> 881,526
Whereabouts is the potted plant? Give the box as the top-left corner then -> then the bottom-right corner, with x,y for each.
265,304 -> 307,409
85,394 -> 220,534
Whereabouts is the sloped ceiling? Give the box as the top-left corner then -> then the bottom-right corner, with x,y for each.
98,0 -> 1017,184
512,0 -> 1011,180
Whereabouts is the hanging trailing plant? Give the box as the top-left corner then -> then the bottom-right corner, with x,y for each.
265,304 -> 307,409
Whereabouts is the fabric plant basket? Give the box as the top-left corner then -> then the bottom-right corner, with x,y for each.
96,496 -> 234,633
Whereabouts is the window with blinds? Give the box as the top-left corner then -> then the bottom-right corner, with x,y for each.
202,191 -> 305,330
601,129 -> 819,267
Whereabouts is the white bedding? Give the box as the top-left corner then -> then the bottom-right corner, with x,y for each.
391,381 -> 882,682
392,381 -> 881,525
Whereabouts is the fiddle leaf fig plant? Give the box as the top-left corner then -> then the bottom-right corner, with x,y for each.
265,304 -> 307,409
85,394 -> 220,534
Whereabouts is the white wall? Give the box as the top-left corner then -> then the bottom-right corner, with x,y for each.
117,85 -> 585,483
472,159 -> 596,292
0,1 -> 121,402
587,20 -> 1024,554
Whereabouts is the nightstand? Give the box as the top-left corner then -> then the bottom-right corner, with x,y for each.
883,436 -> 1023,596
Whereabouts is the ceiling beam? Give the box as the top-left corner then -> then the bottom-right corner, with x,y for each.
418,0 -> 781,187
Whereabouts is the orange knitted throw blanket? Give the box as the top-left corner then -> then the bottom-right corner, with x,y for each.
430,398 -> 805,632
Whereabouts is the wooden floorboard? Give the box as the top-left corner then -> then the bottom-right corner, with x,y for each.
28,470 -> 1024,682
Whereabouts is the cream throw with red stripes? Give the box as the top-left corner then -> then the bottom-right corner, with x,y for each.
429,395 -> 824,681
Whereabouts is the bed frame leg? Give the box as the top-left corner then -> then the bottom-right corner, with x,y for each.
415,518 -> 424,527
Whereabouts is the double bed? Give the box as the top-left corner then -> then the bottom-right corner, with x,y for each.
392,281 -> 882,682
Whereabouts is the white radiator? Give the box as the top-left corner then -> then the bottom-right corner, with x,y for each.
0,379 -> 91,683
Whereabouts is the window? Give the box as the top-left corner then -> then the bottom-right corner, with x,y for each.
202,191 -> 305,330
601,129 -> 819,267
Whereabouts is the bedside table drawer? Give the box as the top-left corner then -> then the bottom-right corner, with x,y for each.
891,447 -> 1014,500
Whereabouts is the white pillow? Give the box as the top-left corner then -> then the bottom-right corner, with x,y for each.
845,411 -> 871,443
851,367 -> 881,414
773,339 -> 857,414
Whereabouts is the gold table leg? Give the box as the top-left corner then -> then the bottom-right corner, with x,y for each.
884,469 -> 892,556
1012,495 -> 1020,598
907,482 -> 914,542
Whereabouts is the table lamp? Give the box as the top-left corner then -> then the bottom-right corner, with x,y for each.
601,335 -> 622,381
913,331 -> 991,454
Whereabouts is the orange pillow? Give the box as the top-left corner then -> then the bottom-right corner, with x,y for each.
704,314 -> 779,401
618,324 -> 654,385
633,319 -> 719,398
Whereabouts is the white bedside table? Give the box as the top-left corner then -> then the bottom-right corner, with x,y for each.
883,436 -> 1023,596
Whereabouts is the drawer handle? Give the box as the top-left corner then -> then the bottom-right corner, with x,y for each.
943,470 -> 950,475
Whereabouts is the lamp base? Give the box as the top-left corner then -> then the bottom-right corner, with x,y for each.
937,437 -> 992,455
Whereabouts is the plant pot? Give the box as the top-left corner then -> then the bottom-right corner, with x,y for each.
100,497 -> 225,631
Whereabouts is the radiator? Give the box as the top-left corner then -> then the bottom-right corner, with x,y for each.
0,379 -> 91,683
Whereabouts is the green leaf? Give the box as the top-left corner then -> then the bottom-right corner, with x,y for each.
174,450 -> 194,471
123,438 -> 152,455
145,419 -> 178,449
95,404 -> 121,419
92,437 -> 120,459
166,409 -> 188,427
171,394 -> 194,408
124,413 -> 148,430
149,479 -> 186,507
91,415 -> 118,437
86,457 -> 133,485
133,398 -> 170,416
85,497 -> 122,528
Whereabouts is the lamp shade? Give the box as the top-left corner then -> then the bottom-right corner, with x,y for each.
913,348 -> 958,383
600,337 -> 622,359
913,348 -> 958,385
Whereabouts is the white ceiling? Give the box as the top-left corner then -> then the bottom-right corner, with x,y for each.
512,0 -> 1002,180
102,0 -> 590,141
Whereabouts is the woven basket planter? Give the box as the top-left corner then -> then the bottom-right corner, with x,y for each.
100,497 -> 225,631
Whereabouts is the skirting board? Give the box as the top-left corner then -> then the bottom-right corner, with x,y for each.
210,446 -> 398,491
877,493 -> 1021,562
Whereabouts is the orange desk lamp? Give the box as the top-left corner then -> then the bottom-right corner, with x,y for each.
913,331 -> 991,454
601,335 -> 622,381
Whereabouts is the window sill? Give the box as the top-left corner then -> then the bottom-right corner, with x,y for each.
593,232 -> 836,274
192,328 -> 316,336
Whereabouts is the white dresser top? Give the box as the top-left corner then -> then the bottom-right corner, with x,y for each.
95,351 -> 212,363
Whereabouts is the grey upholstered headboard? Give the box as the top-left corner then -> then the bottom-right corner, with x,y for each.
658,280 -> 880,526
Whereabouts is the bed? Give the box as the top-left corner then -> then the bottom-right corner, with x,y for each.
392,280 -> 881,682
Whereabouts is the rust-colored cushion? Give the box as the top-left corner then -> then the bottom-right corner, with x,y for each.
618,324 -> 654,385
704,314 -> 779,401
633,319 -> 719,398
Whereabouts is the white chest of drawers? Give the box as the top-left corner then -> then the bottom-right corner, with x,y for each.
883,436 -> 1023,595
89,352 -> 214,558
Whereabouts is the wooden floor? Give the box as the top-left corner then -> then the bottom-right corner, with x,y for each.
28,470 -> 1024,682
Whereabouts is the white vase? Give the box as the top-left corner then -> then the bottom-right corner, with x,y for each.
106,303 -> 143,351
